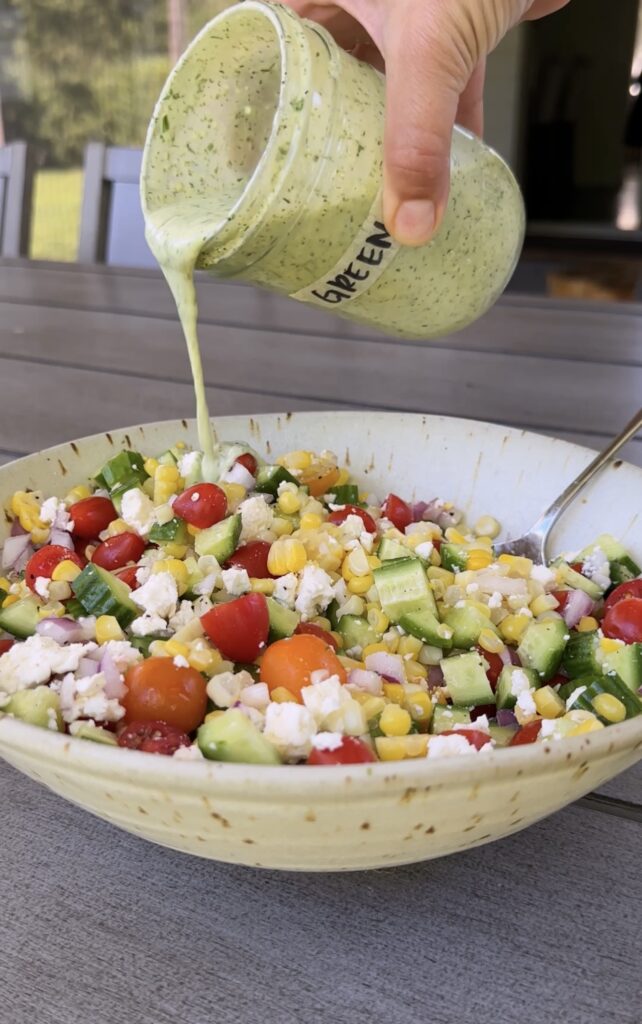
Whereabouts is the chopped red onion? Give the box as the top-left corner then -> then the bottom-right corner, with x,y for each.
562,589 -> 594,629
347,668 -> 383,694
99,648 -> 126,698
77,658 -> 99,678
50,528 -> 74,550
496,709 -> 518,727
10,520 -> 28,537
2,534 -> 32,570
36,617 -> 86,644
427,665 -> 445,690
411,501 -> 429,522
364,651 -> 405,684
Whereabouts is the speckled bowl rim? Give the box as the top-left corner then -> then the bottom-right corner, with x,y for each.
1,413 -> 641,799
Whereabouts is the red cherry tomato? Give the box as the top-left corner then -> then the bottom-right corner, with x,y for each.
117,720 -> 191,755
25,545 -> 84,593
602,597 -> 642,644
295,622 -> 339,650
225,541 -> 272,579
123,658 -> 208,732
115,565 -> 140,590
0,639 -> 14,655
172,483 -> 228,529
327,504 -> 377,534
439,728 -> 492,751
570,562 -> 584,574
69,496 -> 117,539
73,535 -> 93,565
432,538 -> 442,553
475,646 -> 504,689
604,579 -> 642,613
547,673 -> 568,689
91,532 -> 146,571
201,593 -> 269,663
307,736 -> 376,765
552,590 -> 571,611
509,721 -> 543,746
235,453 -> 258,477
382,493 -> 412,532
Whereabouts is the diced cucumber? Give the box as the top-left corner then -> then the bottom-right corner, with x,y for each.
64,598 -> 86,620
156,449 -> 178,467
495,664 -> 539,710
562,631 -> 602,679
517,617 -> 568,681
441,604 -> 498,649
440,543 -> 468,573
72,723 -> 118,745
377,537 -> 412,562
609,561 -> 640,585
184,452 -> 203,487
266,597 -> 300,641
0,596 -> 40,638
602,642 -> 642,692
429,704 -> 472,734
579,534 -> 641,582
197,709 -> 281,764
488,723 -> 518,747
556,563 -> 603,600
398,606 -> 452,650
4,686 -> 63,731
441,652 -> 495,707
326,599 -> 340,630
373,558 -> 437,620
95,451 -> 148,505
71,564 -> 138,626
255,465 -> 299,496
130,633 -> 171,656
326,484 -> 360,506
149,517 -> 189,546
566,673 -> 642,721
337,614 -> 378,653
194,513 -> 241,562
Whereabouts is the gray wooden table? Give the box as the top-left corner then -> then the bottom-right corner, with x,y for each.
0,259 -> 640,1024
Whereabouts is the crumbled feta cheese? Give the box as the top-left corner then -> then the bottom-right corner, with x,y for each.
34,576 -> 51,600
332,578 -> 349,606
239,495 -> 275,542
239,682 -> 270,711
0,636 -> 96,695
172,743 -> 204,761
415,541 -> 434,561
101,640 -> 143,671
135,548 -> 166,586
336,514 -> 366,543
302,674 -> 364,733
516,607 -> 533,618
173,655 -> 190,669
312,731 -> 344,752
130,614 -> 167,637
428,734 -> 477,758
263,702 -> 317,760
220,567 -> 251,596
40,496 -> 74,533
566,685 -> 587,710
488,591 -> 503,609
377,517 -> 395,534
46,707 -> 59,731
465,582 -> 480,595
121,487 -> 156,537
59,671 -> 125,724
539,719 -> 559,739
295,565 -> 335,620
510,669 -> 533,697
530,565 -> 556,588
168,601 -> 197,632
206,670 -> 254,708
192,573 -> 218,597
178,450 -> 201,479
359,531 -> 374,553
581,547 -> 611,590
154,503 -> 175,527
132,571 -> 178,619
515,689 -> 537,717
272,573 -> 298,609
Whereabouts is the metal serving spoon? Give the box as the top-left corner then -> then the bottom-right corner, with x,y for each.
493,407 -> 642,565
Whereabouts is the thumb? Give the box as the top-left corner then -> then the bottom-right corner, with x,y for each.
382,17 -> 470,247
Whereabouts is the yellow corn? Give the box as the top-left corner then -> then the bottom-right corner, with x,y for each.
279,450 -> 312,471
95,615 -> 124,644
474,515 -> 501,540
445,528 -> 467,545
10,491 -> 49,543
384,633 -> 400,653
164,639 -> 190,660
366,606 -> 389,634
380,703 -> 412,736
478,628 -> 505,654
174,441 -> 186,450
497,554 -> 533,578
405,690 -> 433,724
220,482 -> 247,510
469,600 -> 492,619
342,548 -> 370,580
48,581 -> 71,602
577,616 -> 599,633
51,559 -> 82,583
267,537 -> 307,575
65,484 -> 91,504
375,735 -> 429,761
383,682 -> 405,704
405,659 -> 428,680
335,468 -> 350,486
149,640 -> 171,658
467,549 -> 494,571
272,517 -> 294,537
398,635 -> 423,659
37,601 -> 66,619
188,640 -> 222,675
144,457 -> 160,475
0,577 -> 10,592
362,642 -> 389,659
567,715 -> 604,736
277,489 -> 302,515
361,696 -> 387,721
297,513 -> 320,532
104,517 -> 131,538
530,594 -> 559,617
338,655 -> 364,672
592,692 -> 626,724
533,685 -> 565,719
499,614 -> 531,643
172,618 -> 204,645
472,536 -> 493,551
187,524 -> 201,538
250,577 -> 275,595
347,574 -> 374,595
163,542 -> 189,559
204,710 -> 225,724
427,566 -> 455,587
153,464 -> 182,506
271,686 -> 298,703
600,637 -> 622,654
2,593 -> 19,608
152,558 -> 189,593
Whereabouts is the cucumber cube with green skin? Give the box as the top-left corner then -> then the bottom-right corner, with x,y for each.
495,665 -> 540,710
149,517 -> 189,546
377,538 -> 413,562
325,484 -> 360,506
429,704 -> 472,734
602,643 -> 642,692
556,563 -> 603,600
398,606 -> 452,649
442,604 -> 499,649
255,465 -> 299,496
440,543 -> 468,573
578,534 -> 641,581
95,450 -> 148,492
71,564 -> 138,626
373,558 -> 438,621
517,617 -> 568,681
0,596 -> 40,638
197,709 -> 281,765
72,723 -> 118,745
194,514 -> 241,561
337,614 -> 378,653
64,598 -> 86,620
562,631 -> 602,679
266,598 -> 300,641
441,652 -> 495,707
566,673 -> 642,721
5,686 -> 63,731
488,723 -> 518,747
156,449 -> 178,467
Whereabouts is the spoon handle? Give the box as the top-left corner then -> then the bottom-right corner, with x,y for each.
529,407 -> 642,543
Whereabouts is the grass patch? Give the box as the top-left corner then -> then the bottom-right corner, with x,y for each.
30,168 -> 83,262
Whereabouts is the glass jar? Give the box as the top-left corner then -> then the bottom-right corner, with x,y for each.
141,0 -> 525,340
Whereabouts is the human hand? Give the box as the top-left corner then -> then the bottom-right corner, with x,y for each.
286,1 -> 569,244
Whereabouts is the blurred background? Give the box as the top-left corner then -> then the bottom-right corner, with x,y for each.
1,0 -> 641,297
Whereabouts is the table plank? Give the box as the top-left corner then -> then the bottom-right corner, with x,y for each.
1,759 -> 640,1024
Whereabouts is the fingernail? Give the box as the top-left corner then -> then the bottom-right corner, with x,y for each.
392,199 -> 435,246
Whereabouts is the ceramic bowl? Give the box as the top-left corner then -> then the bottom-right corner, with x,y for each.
0,412 -> 640,871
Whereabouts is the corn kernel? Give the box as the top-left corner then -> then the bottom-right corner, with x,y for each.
342,547 -> 370,579
474,515 -> 501,539
362,642 -> 389,659
366,606 -> 389,634
2,594 -> 18,608
204,710 -> 225,724
530,594 -> 559,617
380,703 -> 412,736
162,639 -> 188,660
149,640 -> 171,658
405,659 -> 428,680
398,635 -> 423,659
338,655 -> 363,671
271,687 -> 298,703
469,600 -> 492,620
65,484 -> 91,504
250,577 -> 275,595
220,482 -> 247,510
383,633 -> 400,653
533,685 -> 565,719
153,464 -> 182,506
49,581 -> 72,602
367,554 -> 381,570
0,577 -> 10,592
592,692 -> 626,724
467,549 -> 494,571
37,601 -> 66,619
383,682 -> 405,704
405,690 -> 433,724
105,517 -> 131,538
473,536 -> 494,551
499,614 -> 531,643
335,468 -> 350,486
567,715 -> 604,736
497,554 -> 533,578
445,528 -> 467,545
280,450 -> 312,471
163,542 -> 189,559
362,696 -> 387,721
299,512 -> 322,531
173,619 -> 204,645
144,457 -> 160,475
51,559 -> 82,583
577,616 -> 599,633
277,490 -> 302,515
188,640 -> 222,675
187,524 -> 201,538
347,573 -> 374,595
10,491 -> 48,543
271,517 -> 293,538
478,628 -> 505,654
267,537 -> 307,575
152,558 -> 189,593
375,735 -> 429,761
600,637 -> 622,654
95,615 -> 124,644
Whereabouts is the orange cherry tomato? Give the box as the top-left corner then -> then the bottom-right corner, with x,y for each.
260,634 -> 346,702
123,657 -> 207,733
300,466 -> 341,498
